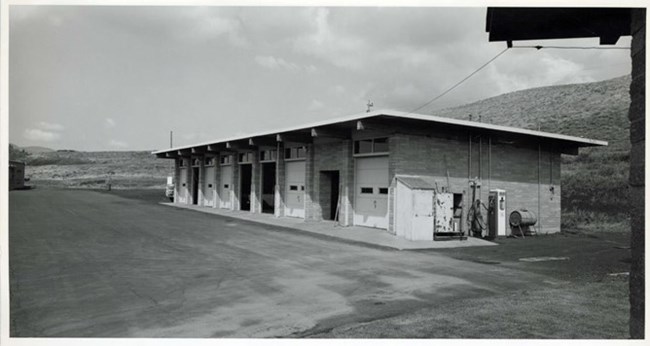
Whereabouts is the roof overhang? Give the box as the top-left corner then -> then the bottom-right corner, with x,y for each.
486,7 -> 632,45
152,109 -> 607,158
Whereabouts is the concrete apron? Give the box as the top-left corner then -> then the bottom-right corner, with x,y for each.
160,203 -> 496,250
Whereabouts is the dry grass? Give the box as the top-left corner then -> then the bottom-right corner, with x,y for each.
312,280 -> 629,339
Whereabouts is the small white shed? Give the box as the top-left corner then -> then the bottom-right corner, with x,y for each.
393,175 -> 460,241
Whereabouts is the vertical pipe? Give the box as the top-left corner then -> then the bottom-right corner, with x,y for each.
488,135 -> 491,192
537,144 -> 541,228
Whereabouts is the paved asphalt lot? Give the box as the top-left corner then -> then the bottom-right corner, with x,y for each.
9,189 -> 585,337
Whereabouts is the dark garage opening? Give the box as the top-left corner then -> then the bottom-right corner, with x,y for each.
192,167 -> 199,205
240,164 -> 252,211
320,170 -> 340,221
261,162 -> 276,214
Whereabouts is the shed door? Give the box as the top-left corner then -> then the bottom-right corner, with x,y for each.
178,167 -> 188,204
220,165 -> 232,209
354,156 -> 389,229
285,160 -> 305,218
203,166 -> 215,207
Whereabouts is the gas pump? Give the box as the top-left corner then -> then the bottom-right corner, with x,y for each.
488,189 -> 507,237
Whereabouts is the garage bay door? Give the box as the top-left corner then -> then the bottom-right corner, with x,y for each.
203,166 -> 215,207
220,165 -> 232,209
354,156 -> 389,229
285,160 -> 305,218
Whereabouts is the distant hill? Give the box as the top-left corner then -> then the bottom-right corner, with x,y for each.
22,146 -> 55,154
430,75 -> 631,154
24,150 -> 172,189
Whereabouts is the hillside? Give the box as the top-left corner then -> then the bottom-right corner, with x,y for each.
431,75 -> 631,153
24,150 -> 172,189
431,75 -> 631,226
22,146 -> 55,154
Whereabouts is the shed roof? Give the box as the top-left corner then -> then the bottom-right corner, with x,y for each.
394,175 -> 439,190
152,109 -> 607,156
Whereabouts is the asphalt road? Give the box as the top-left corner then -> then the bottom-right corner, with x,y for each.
10,188 -> 551,337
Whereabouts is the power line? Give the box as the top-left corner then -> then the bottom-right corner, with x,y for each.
408,47 -> 509,114
511,45 -> 630,50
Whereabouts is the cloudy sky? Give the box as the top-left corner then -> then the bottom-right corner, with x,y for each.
9,5 -> 632,151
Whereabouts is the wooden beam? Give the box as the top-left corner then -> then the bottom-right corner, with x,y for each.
356,120 -> 365,130
165,152 -> 178,158
311,127 -> 348,139
191,146 -> 207,154
178,149 -> 191,157
275,133 -> 312,144
248,136 -> 278,147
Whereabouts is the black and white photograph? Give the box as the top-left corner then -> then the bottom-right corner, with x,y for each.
2,1 -> 646,343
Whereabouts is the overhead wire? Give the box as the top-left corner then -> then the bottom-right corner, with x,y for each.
511,45 -> 630,50
407,47 -> 510,115
407,43 -> 629,115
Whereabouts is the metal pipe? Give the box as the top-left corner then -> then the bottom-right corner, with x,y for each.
488,135 -> 491,191
538,142 -> 542,233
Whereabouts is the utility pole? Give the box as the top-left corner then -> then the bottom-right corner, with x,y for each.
170,130 -> 173,148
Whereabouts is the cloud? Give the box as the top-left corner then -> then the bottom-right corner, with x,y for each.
308,99 -> 324,111
181,8 -> 248,47
293,8 -> 367,70
254,55 -> 317,73
105,118 -> 116,128
109,139 -> 128,148
24,129 -> 61,142
37,121 -> 64,131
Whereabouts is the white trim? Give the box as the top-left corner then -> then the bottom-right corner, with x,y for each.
152,109 -> 607,155
353,152 -> 389,158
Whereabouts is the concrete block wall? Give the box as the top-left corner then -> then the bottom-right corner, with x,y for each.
306,138 -> 354,225
389,132 -> 562,234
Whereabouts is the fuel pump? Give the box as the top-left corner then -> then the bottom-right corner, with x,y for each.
488,189 -> 507,237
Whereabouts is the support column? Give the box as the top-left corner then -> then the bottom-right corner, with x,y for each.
275,142 -> 286,217
198,155 -> 205,207
232,159 -> 240,211
186,159 -> 193,205
341,139 -> 354,226
173,158 -> 180,205
304,143 -> 316,220
214,153 -> 221,208
251,151 -> 261,213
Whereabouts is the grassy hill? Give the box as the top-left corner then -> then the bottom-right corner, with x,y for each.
431,75 -> 631,229
23,150 -> 172,190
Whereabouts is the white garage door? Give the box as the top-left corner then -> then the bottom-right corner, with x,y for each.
285,160 -> 305,218
203,166 -> 215,207
220,165 -> 232,209
354,156 -> 389,229
178,167 -> 188,204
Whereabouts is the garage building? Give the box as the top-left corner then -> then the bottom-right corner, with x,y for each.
153,109 -> 606,238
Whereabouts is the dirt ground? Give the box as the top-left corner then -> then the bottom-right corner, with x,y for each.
9,188 -> 631,338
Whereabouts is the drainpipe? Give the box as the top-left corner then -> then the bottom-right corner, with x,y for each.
538,142 -> 542,233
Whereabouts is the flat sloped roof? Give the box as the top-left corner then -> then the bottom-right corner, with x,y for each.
152,109 -> 607,155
